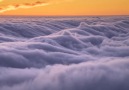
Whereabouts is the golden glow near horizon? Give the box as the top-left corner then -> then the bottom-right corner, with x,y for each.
0,0 -> 129,15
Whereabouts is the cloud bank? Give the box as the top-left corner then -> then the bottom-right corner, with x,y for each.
0,58 -> 129,90
0,16 -> 129,90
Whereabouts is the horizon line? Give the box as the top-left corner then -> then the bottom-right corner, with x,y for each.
0,14 -> 129,17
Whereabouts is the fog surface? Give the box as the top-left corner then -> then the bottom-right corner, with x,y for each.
0,16 -> 129,90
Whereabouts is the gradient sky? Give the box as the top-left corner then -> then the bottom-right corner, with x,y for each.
0,0 -> 129,16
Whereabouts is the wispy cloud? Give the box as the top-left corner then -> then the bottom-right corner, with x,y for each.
0,2 -> 49,13
0,0 -> 50,13
0,0 -> 72,13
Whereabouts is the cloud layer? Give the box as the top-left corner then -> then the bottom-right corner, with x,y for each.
0,16 -> 129,90
0,58 -> 129,90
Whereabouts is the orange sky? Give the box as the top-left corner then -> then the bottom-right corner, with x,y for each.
0,0 -> 129,16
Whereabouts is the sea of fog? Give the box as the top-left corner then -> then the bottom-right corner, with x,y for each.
0,16 -> 129,90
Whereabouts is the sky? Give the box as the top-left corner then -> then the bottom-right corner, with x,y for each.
0,0 -> 129,16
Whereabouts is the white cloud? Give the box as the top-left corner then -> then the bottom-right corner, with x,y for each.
0,16 -> 129,90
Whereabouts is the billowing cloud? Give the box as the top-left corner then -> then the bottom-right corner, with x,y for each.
0,16 -> 129,90
0,58 -> 129,90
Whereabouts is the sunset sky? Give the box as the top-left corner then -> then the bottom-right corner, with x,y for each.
0,0 -> 129,16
